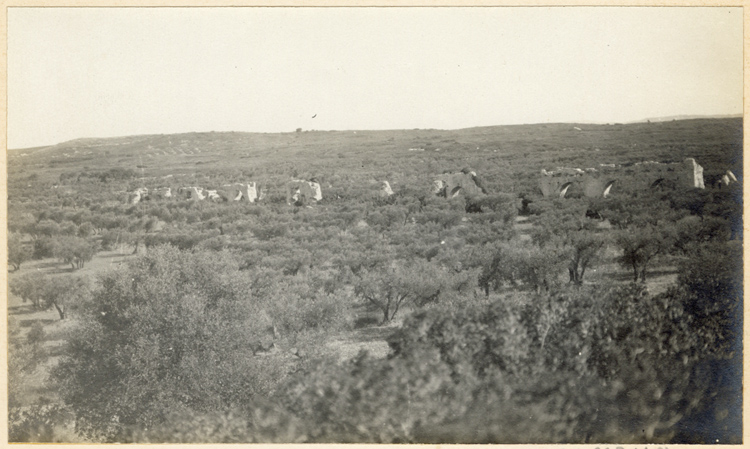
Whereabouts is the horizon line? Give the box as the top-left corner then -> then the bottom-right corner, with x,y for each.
9,113 -> 743,151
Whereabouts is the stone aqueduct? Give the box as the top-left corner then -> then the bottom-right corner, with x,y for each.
539,158 -> 715,199
127,158 -> 733,205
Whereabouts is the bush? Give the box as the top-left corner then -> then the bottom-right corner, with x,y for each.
52,236 -> 98,269
32,237 -> 56,259
479,239 -> 568,295
77,222 -> 95,238
10,274 -> 91,319
100,229 -> 133,251
615,225 -> 673,282
8,233 -> 31,270
273,281 -> 740,444
353,259 -> 447,323
51,246 -> 291,441
252,224 -> 288,240
126,404 -> 303,443
9,404 -> 75,443
273,288 -> 353,335
676,241 -> 742,357
242,268 -> 353,336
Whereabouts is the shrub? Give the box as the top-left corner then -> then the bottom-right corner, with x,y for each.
52,236 -> 98,269
51,246 -> 290,441
8,233 -> 31,270
77,222 -> 95,238
126,404 -> 303,443
676,241 -> 742,357
9,404 -> 75,443
277,281 -> 740,443
615,225 -> 673,282
353,259 -> 447,323
252,223 -> 288,240
100,229 -> 133,251
8,321 -> 46,389
479,239 -> 568,295
32,237 -> 57,259
32,220 -> 61,238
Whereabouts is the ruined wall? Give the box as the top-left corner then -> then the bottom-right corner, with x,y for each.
539,169 -> 587,198
128,192 -> 142,205
717,170 -> 739,188
175,186 -> 206,201
310,181 -> 322,201
540,158 -> 705,198
220,183 -> 259,202
245,183 -> 259,202
286,180 -> 322,205
624,158 -> 705,190
583,178 -> 616,198
226,184 -> 244,201
127,187 -> 149,204
379,181 -> 394,197
188,186 -> 205,200
687,159 -> 706,189
205,190 -> 222,201
131,184 -> 262,203
152,187 -> 172,199
434,172 -> 486,198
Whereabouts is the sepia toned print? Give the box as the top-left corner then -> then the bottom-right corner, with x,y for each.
6,6 -> 743,444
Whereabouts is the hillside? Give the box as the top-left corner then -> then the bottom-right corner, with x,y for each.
8,118 -> 743,201
7,116 -> 743,444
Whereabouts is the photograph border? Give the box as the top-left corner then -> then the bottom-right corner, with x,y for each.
2,1 -> 747,447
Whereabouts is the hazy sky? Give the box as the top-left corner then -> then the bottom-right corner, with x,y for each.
8,7 -> 743,149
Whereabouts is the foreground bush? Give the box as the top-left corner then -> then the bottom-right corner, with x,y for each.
280,282 -> 740,443
8,404 -> 76,443
118,275 -> 740,444
51,246 -> 289,441
42,235 -> 741,444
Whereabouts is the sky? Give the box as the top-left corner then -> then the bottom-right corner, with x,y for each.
8,7 -> 744,149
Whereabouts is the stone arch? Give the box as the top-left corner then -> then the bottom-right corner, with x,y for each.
433,180 -> 445,195
603,180 -> 616,198
558,182 -> 574,198
650,178 -> 676,190
650,178 -> 665,189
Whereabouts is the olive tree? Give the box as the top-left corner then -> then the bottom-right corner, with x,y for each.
615,225 -> 674,282
479,240 -> 568,295
565,230 -> 606,285
354,259 -> 445,323
51,245 -> 282,441
10,274 -> 90,319
52,236 -> 98,270
8,233 -> 31,271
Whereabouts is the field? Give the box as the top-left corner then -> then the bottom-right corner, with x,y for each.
7,118 -> 743,443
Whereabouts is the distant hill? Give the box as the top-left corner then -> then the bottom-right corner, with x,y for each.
7,117 -> 742,174
632,113 -> 743,124
9,116 -> 743,153
7,116 -> 742,203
